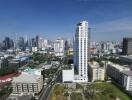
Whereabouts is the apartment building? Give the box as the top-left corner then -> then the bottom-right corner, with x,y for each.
88,61 -> 105,82
106,62 -> 132,91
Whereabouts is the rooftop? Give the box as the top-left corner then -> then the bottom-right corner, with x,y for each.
88,61 -> 102,68
121,70 -> 132,76
108,62 -> 130,71
12,72 -> 41,83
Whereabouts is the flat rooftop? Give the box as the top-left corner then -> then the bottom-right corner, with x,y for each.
12,72 -> 41,83
107,62 -> 130,71
121,70 -> 132,76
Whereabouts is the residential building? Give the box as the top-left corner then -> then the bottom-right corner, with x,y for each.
38,38 -> 48,50
88,61 -> 105,82
106,62 -> 132,91
54,38 -> 65,57
74,21 -> 90,82
121,71 -> 132,91
122,38 -> 132,55
107,62 -> 130,82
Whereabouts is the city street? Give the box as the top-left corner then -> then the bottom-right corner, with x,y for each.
39,65 -> 62,100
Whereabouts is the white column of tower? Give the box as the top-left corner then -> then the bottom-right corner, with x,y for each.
74,21 -> 90,82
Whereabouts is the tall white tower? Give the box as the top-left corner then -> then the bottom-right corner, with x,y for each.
74,21 -> 90,82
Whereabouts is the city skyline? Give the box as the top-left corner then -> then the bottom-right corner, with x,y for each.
0,0 -> 132,41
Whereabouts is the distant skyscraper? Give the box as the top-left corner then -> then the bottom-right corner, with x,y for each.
18,37 -> 25,50
54,38 -> 65,57
2,37 -> 14,50
35,35 -> 39,48
74,21 -> 90,82
122,38 -> 132,55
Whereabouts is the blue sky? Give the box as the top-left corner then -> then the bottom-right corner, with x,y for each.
0,0 -> 132,41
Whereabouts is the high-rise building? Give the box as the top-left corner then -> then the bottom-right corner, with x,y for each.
122,38 -> 132,55
18,37 -> 25,50
54,38 -> 65,57
35,35 -> 39,48
2,37 -> 14,50
38,38 -> 48,50
74,21 -> 90,82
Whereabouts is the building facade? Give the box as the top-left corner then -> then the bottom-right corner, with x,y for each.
54,38 -> 65,57
74,21 -> 90,82
12,72 -> 43,96
121,71 -> 132,91
106,62 -> 132,91
88,61 -> 105,82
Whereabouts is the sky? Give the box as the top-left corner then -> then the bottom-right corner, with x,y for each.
0,0 -> 132,41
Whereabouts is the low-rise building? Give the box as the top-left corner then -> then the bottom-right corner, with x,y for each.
32,47 -> 38,52
88,61 -> 105,82
121,71 -> 132,91
62,68 -> 74,83
107,62 -> 130,82
106,62 -> 132,91
12,72 -> 43,96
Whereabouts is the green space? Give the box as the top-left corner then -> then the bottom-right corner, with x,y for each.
70,92 -> 83,100
83,82 -> 131,100
32,53 -> 62,64
50,82 -> 131,100
50,84 -> 68,100
41,67 -> 58,78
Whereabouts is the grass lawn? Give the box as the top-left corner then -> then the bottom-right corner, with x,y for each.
70,92 -> 83,100
50,84 -> 68,100
85,82 -> 131,100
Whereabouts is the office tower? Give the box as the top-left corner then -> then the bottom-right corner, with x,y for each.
31,38 -> 36,47
122,38 -> 132,55
2,37 -> 14,50
35,35 -> 39,48
18,37 -> 25,50
74,21 -> 90,82
54,38 -> 65,57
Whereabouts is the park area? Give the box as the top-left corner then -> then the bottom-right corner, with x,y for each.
50,82 -> 131,100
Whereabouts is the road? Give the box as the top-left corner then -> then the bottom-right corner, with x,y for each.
39,65 -> 62,100
39,84 -> 53,100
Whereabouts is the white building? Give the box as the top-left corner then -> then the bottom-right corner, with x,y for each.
32,47 -> 37,52
121,71 -> 132,91
107,62 -> 130,81
106,62 -> 132,91
12,72 -> 43,96
74,21 -> 90,82
62,68 -> 74,83
54,38 -> 65,57
38,38 -> 48,50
